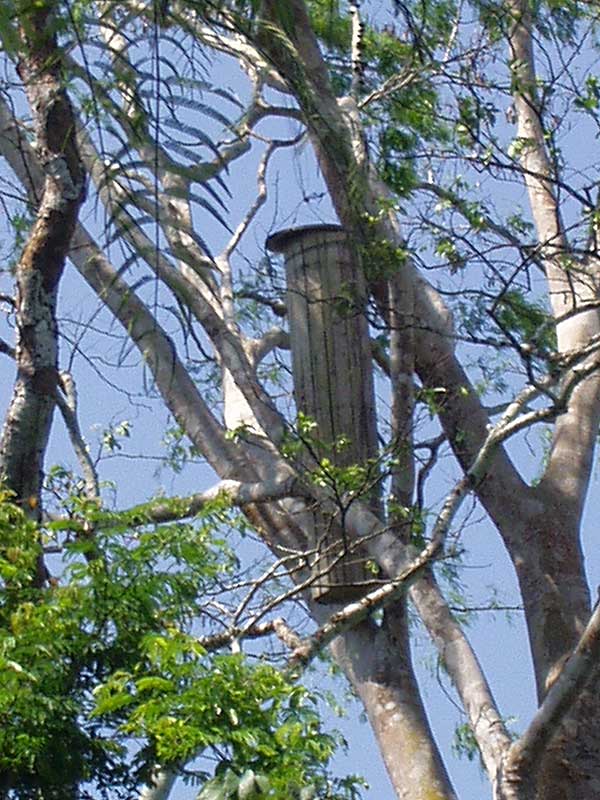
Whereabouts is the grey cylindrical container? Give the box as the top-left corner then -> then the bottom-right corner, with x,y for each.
267,224 -> 379,603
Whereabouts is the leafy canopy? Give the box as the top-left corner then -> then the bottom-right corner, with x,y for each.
0,494 -> 362,799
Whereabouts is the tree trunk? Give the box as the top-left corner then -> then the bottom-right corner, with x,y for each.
0,3 -> 85,510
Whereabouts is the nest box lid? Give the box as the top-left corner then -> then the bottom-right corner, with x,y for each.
265,224 -> 345,254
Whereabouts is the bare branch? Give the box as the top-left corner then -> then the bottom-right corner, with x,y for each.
248,327 -> 289,365
235,289 -> 287,318
507,1 -> 568,263
0,337 -> 15,359
77,125 -> 288,446
417,181 -> 543,264
197,617 -> 301,652
55,372 -> 100,500
288,534 -> 445,671
189,14 -> 291,94
221,134 -> 302,262
359,68 -> 419,110
341,379 -> 552,781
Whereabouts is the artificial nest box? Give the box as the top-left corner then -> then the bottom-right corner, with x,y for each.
266,225 -> 379,603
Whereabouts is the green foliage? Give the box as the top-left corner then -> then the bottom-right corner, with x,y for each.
415,386 -> 448,418
162,424 -> 202,473
0,494 -> 360,799
282,415 -> 378,504
387,501 -> 427,548
574,75 -> 600,113
375,79 -> 448,196
494,290 -> 556,354
311,457 -> 370,497
98,642 -> 357,799
362,231 -> 410,279
102,419 -> 131,453
452,722 -> 480,764
309,0 -> 348,52
455,94 -> 497,148
0,493 -> 229,796
0,2 -> 18,55
306,0 -> 449,193
435,237 -> 466,272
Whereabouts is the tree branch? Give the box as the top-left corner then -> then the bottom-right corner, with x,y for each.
55,372 -> 100,500
69,226 -> 245,478
340,380 -> 551,781
50,475 -> 309,532
0,337 -> 15,359
500,599 -> 600,798
254,0 -> 535,544
248,327 -> 289,366
506,1 -> 600,523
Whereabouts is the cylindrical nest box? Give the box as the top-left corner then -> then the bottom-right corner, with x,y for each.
266,224 -> 379,603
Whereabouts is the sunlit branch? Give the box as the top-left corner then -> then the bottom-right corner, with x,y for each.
247,327 -> 289,366
360,68 -> 419,109
75,119 -> 219,290
287,537 -> 446,672
221,135 -> 302,263
197,617 -> 301,652
67,225 -> 239,477
187,14 -> 290,94
219,139 -> 283,324
51,469 -> 307,540
507,0 -> 568,262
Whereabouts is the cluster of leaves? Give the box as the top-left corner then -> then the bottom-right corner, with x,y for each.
494,290 -> 555,353
282,414 -> 380,505
97,637 -> 360,799
303,0 -> 451,196
0,493 -> 361,799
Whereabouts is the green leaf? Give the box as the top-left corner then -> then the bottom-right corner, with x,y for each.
92,691 -> 135,716
136,676 -> 174,693
0,5 -> 19,55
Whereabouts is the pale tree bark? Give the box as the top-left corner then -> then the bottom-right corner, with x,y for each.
252,3 -> 511,789
330,617 -> 458,800
507,0 -> 600,529
0,5 -> 84,796
498,597 -> 600,800
492,4 -> 600,797
86,4 -> 532,796
255,0 -> 532,530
